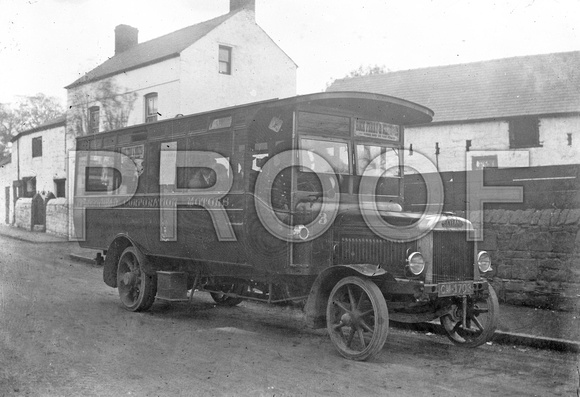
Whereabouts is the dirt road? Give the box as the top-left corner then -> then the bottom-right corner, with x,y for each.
0,236 -> 578,396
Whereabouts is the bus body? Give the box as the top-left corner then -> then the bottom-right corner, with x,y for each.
75,92 -> 498,361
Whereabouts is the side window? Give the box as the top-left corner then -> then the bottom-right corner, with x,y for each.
32,136 -> 42,158
120,144 -> 146,193
219,45 -> 232,75
178,132 -> 232,189
299,138 -> 350,174
145,93 -> 158,123
89,106 -> 100,134
85,166 -> 121,193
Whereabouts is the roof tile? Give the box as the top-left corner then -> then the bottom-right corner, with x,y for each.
66,12 -> 236,88
328,51 -> 580,123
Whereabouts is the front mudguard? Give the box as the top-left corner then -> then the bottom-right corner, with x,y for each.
303,264 -> 393,329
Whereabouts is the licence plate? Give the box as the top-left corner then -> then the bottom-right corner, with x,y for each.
438,282 -> 474,297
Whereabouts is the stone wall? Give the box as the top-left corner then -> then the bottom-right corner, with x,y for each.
14,198 -> 32,231
474,208 -> 580,311
46,198 -> 69,238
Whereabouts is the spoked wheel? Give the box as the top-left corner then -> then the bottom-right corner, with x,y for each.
210,284 -> 244,307
326,276 -> 389,361
116,247 -> 157,312
440,285 -> 499,347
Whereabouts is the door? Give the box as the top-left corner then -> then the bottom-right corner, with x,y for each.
31,193 -> 46,227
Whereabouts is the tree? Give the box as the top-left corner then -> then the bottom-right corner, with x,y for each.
0,94 -> 64,162
325,64 -> 391,90
0,104 -> 16,162
68,78 -> 137,136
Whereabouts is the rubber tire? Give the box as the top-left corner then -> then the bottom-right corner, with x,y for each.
440,284 -> 499,347
326,276 -> 389,361
116,247 -> 157,312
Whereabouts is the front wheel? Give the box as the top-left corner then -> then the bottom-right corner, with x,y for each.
440,285 -> 499,347
117,247 -> 157,312
326,276 -> 389,361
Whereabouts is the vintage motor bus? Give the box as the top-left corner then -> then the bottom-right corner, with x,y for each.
74,92 -> 498,361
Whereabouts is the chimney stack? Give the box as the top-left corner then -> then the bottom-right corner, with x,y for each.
230,0 -> 255,13
115,24 -> 138,55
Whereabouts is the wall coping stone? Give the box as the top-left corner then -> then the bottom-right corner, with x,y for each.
47,197 -> 68,205
15,198 -> 32,205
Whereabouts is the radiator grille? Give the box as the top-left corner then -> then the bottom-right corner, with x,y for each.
432,231 -> 474,283
338,236 -> 415,276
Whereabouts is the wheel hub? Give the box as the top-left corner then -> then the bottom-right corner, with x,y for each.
449,305 -> 462,321
122,272 -> 137,286
340,311 -> 360,327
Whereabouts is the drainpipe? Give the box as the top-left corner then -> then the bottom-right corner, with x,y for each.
13,138 -> 20,224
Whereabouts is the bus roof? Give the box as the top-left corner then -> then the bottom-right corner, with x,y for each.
268,91 -> 434,126
77,91 -> 434,141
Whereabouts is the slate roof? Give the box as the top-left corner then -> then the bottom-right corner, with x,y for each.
65,12 -> 236,89
11,115 -> 67,143
327,51 -> 580,124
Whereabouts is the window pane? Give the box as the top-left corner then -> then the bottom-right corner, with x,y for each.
300,138 -> 349,174
89,107 -> 99,133
219,62 -> 230,74
356,144 -> 399,177
32,137 -> 42,157
219,47 -> 230,62
85,167 -> 121,192
298,112 -> 350,136
147,96 -> 157,115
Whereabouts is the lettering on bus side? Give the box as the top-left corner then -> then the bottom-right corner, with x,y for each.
70,147 -> 525,244
158,147 -> 236,242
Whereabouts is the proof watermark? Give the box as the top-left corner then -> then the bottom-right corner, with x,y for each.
69,147 -> 525,243
465,150 -> 526,240
360,148 -> 444,242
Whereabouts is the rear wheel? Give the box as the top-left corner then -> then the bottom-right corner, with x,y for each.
326,276 -> 389,361
210,283 -> 244,307
117,247 -> 157,312
440,285 -> 499,347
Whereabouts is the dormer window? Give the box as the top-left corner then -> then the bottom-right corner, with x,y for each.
145,93 -> 158,123
219,45 -> 232,75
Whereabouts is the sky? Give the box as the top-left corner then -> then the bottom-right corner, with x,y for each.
1,0 -> 579,107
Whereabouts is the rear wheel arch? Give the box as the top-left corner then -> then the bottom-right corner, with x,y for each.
103,235 -> 150,288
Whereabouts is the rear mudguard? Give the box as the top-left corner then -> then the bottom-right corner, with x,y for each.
303,264 -> 393,329
103,234 -> 152,288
